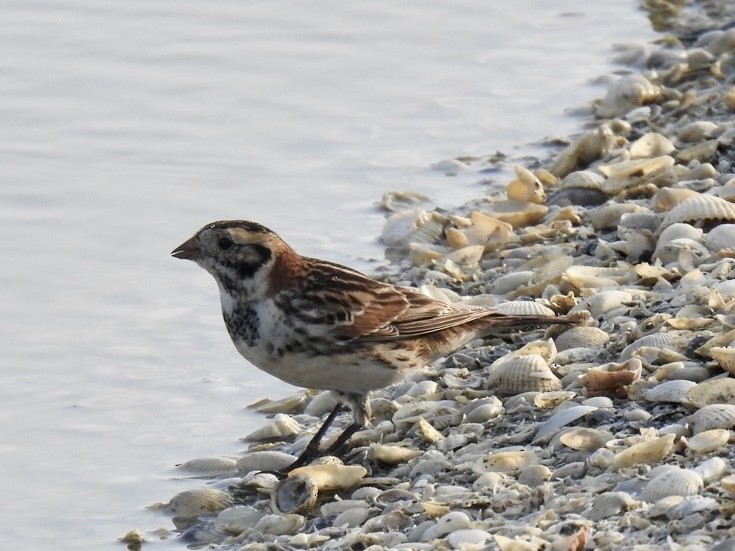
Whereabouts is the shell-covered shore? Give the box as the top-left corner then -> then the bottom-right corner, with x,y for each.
128,2 -> 735,549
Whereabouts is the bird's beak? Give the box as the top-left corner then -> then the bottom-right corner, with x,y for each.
171,235 -> 201,261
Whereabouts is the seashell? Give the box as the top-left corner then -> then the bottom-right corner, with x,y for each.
331,507 -> 370,529
685,378 -> 735,408
580,359 -> 642,397
656,222 -> 704,248
599,156 -> 674,195
381,208 -> 447,248
512,338 -> 557,362
533,390 -> 576,409
559,427 -> 613,451
588,491 -> 640,521
487,354 -> 561,395
686,429 -> 731,454
589,203 -> 648,231
518,464 -> 552,487
610,433 -> 676,470
555,326 -> 609,351
507,166 -> 546,204
251,392 -> 309,414
446,529 -> 491,549
643,380 -> 697,403
408,242 -> 448,266
678,120 -> 720,142
480,200 -> 548,228
550,125 -> 622,178
253,513 -> 305,536
704,223 -> 735,253
416,416 -> 445,444
596,74 -> 661,118
652,237 -> 711,267
473,449 -> 538,474
641,467 -> 703,502
176,457 -> 238,477
464,398 -> 504,423
652,187 -> 700,213
677,140 -> 719,164
421,511 -> 472,541
570,290 -> 633,317
689,404 -> 735,434
561,170 -> 606,189
630,132 -> 675,158
167,488 -> 233,517
563,264 -> 638,289
320,499 -> 370,518
488,271 -> 535,295
371,444 -> 422,464
708,347 -> 735,375
721,474 -> 735,497
447,211 -> 515,252
533,405 -> 598,444
620,332 -> 690,361
694,456 -> 728,483
216,506 -> 267,535
236,451 -> 298,474
243,414 -> 301,441
287,464 -> 367,491
493,300 -> 556,317
658,194 -> 735,233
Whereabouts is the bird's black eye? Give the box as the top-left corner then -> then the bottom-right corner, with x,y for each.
218,237 -> 234,250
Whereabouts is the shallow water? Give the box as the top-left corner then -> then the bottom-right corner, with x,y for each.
0,1 -> 653,548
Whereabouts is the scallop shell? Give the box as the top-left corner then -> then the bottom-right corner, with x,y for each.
685,378 -> 735,408
689,404 -> 735,434
381,208 -> 447,247
243,414 -> 301,441
493,301 -> 556,317
288,464 -> 367,491
555,326 -> 610,351
558,427 -> 613,451
620,332 -> 690,361
167,488 -> 233,517
658,194 -> 735,233
507,166 -> 547,204
473,449 -> 538,474
176,457 -> 238,477
641,467 -> 703,502
533,405 -> 598,444
610,433 -> 676,470
487,354 -> 561,395
686,429 -> 731,454
653,187 -> 701,213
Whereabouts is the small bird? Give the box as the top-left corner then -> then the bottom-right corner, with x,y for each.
172,220 -> 576,469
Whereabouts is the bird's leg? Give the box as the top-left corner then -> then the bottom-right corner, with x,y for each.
322,422 -> 361,457
281,403 -> 343,473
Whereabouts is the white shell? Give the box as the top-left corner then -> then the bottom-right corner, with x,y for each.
630,132 -> 675,158
493,300 -> 556,317
253,513 -> 305,536
487,354 -> 561,395
555,326 -> 610,351
243,414 -> 301,441
288,464 -> 367,491
533,405 -> 598,444
686,429 -> 731,454
641,467 -> 703,502
236,451 -> 298,474
610,433 -> 676,470
176,457 -> 238,477
689,404 -> 735,434
558,427 -> 613,451
643,380 -> 697,403
659,194 -> 735,233
685,378 -> 735,408
167,488 -> 233,517
473,449 -> 538,474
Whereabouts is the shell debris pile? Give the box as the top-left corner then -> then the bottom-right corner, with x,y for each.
137,2 -> 735,549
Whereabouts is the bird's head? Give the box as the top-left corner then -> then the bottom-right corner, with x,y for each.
172,220 -> 292,300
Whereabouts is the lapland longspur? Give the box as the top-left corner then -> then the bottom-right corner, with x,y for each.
172,220 -> 577,469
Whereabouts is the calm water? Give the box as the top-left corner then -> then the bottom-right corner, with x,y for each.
0,1 -> 653,548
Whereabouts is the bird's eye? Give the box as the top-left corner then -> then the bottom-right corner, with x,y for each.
218,237 -> 234,250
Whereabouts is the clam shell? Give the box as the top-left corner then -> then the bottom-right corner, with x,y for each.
704,223 -> 735,253
371,444 -> 422,464
487,271 -> 535,295
288,464 -> 367,491
685,378 -> 735,408
167,488 -> 233,517
689,404 -> 735,434
610,433 -> 676,470
243,414 -> 301,441
216,506 -> 267,535
641,467 -> 703,502
487,354 -> 561,395
686,429 -> 731,454
555,326 -> 610,351
253,513 -> 305,536
559,427 -> 613,451
630,132 -> 675,158
473,449 -> 538,474
643,380 -> 697,403
658,194 -> 735,233
236,451 -> 298,474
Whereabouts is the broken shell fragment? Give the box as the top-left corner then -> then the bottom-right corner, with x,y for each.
473,449 -> 539,474
686,429 -> 731,454
610,433 -> 676,470
287,464 -> 367,491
